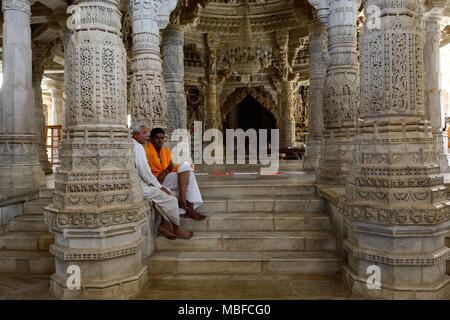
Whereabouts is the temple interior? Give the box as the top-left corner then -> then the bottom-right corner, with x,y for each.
0,0 -> 450,300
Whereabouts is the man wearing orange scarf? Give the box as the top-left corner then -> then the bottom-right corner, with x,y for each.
144,128 -> 206,220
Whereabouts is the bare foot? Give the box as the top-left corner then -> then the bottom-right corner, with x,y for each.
158,225 -> 176,240
174,229 -> 193,239
185,209 -> 206,221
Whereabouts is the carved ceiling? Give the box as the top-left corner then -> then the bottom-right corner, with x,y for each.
0,0 -> 449,80
185,0 -> 313,42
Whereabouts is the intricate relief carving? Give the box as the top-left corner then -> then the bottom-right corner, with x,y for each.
339,201 -> 450,225
49,238 -> 145,260
221,86 -> 278,122
345,240 -> 450,266
129,0 -> 169,130
186,86 -> 204,132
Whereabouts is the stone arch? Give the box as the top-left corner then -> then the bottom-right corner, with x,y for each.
221,86 -> 278,124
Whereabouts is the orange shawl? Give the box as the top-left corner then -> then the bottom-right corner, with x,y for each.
144,143 -> 178,177
448,127 -> 450,148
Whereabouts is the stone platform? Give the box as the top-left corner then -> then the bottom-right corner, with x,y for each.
0,167 -> 353,299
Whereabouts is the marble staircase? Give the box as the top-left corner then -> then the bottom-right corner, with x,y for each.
0,189 -> 54,274
0,172 -> 349,299
146,174 -> 347,298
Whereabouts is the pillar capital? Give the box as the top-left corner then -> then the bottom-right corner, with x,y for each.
2,0 -> 30,14
169,0 -> 209,27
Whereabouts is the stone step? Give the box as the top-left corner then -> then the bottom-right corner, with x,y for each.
0,250 -> 54,274
9,215 -> 49,232
180,212 -> 331,231
23,199 -> 52,215
156,230 -> 336,252
199,184 -> 316,198
197,196 -> 325,213
0,232 -> 53,251
193,161 -> 304,173
148,250 -> 342,275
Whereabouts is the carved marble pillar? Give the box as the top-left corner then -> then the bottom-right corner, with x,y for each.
202,35 -> 222,130
0,0 -> 44,198
424,13 -> 449,172
162,24 -> 187,135
317,0 -> 360,184
32,43 -> 53,174
272,30 -> 301,149
341,0 -> 450,299
304,20 -> 327,170
43,94 -> 53,125
129,0 -> 176,131
50,83 -> 64,126
204,78 -> 219,130
278,81 -> 296,149
43,0 -> 149,299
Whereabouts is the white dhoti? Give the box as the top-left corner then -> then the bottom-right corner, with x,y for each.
161,161 -> 203,214
142,182 -> 180,226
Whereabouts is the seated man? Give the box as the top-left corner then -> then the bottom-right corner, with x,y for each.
144,128 -> 206,221
131,122 -> 193,240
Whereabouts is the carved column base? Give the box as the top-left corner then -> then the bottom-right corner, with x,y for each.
45,203 -> 150,299
303,136 -> 322,171
341,219 -> 450,299
340,119 -> 450,299
49,255 -> 148,299
317,129 -> 355,185
43,127 -> 151,299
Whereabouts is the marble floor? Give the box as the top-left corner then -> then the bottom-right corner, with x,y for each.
136,274 -> 353,300
0,273 -> 353,300
0,274 -> 53,300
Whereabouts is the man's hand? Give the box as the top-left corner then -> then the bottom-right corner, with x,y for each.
166,161 -> 174,173
160,186 -> 172,195
157,171 -> 168,183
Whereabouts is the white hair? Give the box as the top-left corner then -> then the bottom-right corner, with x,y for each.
130,122 -> 145,134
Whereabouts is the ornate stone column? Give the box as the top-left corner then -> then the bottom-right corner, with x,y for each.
43,0 -> 149,299
316,0 -> 360,184
202,34 -> 228,130
32,43 -> 54,175
161,0 -> 207,136
162,24 -> 186,135
43,93 -> 53,125
204,79 -> 219,130
0,0 -> 44,198
129,0 -> 177,131
424,8 -> 449,172
49,82 -> 64,126
341,0 -> 450,299
278,81 -> 296,149
304,20 -> 327,170
272,30 -> 301,149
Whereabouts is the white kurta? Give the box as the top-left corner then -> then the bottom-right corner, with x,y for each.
162,161 -> 203,214
133,139 -> 180,226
